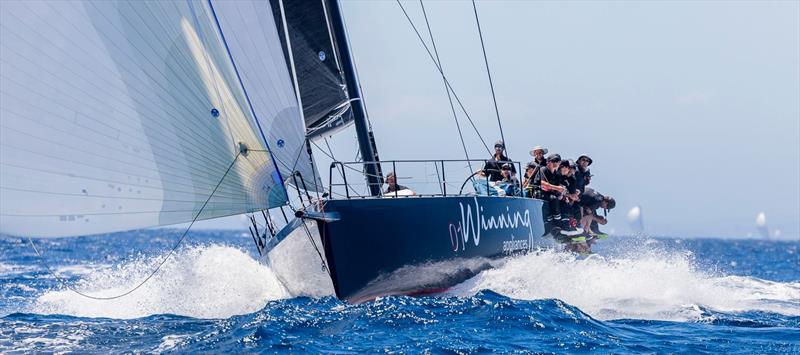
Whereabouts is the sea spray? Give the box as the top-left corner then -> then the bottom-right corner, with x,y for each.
3,233 -> 799,353
33,245 -> 290,319
448,246 -> 800,321
261,222 -> 336,298
31,229 -> 336,319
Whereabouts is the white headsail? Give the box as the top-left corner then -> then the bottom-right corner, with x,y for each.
0,0 -> 314,237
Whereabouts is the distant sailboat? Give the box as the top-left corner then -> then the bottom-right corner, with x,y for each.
627,206 -> 644,234
756,212 -> 770,239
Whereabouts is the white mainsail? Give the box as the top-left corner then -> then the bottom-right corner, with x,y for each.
0,0 -> 313,237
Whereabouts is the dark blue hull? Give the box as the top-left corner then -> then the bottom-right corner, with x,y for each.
317,196 -> 547,302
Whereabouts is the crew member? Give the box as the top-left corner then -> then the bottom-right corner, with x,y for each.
529,146 -> 548,168
499,163 -> 520,196
579,187 -> 615,235
575,154 -> 592,193
483,140 -> 515,181
559,159 -> 581,225
533,154 -> 580,236
522,161 -> 538,197
385,172 -> 415,195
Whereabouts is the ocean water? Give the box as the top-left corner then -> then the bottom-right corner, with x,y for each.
0,231 -> 798,353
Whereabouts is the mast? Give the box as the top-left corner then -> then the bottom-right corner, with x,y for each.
327,0 -> 383,196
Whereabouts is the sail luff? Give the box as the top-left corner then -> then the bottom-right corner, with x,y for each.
208,0 -> 323,193
205,0 -> 288,203
277,0 -> 308,125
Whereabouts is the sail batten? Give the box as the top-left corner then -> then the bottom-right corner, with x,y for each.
0,0 -> 314,237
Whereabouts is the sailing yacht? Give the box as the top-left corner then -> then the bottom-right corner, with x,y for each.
0,0 -> 549,303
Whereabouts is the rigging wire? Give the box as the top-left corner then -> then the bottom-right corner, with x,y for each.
309,138 -> 369,197
208,0 -> 321,199
395,0 -> 492,156
308,139 -> 379,180
419,0 -> 473,175
26,152 -> 243,300
278,197 -> 330,275
301,221 -> 331,276
323,137 -> 363,197
471,0 -> 507,156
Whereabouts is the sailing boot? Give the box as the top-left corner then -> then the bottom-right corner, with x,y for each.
558,216 -> 582,237
545,214 -> 560,238
588,221 -> 609,239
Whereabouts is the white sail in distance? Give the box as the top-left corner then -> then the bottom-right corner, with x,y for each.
627,206 -> 644,233
755,212 -> 769,239
0,0 -> 317,237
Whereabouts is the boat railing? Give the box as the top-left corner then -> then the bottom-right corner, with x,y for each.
327,159 -> 525,199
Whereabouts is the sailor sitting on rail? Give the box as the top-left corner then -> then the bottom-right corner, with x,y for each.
579,188 -> 615,237
384,172 -> 416,196
559,159 -> 582,225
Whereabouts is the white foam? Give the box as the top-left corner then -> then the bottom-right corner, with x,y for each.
55,264 -> 108,276
0,262 -> 35,276
32,244 -> 305,319
262,221 -> 337,298
153,334 -> 194,352
449,249 -> 800,321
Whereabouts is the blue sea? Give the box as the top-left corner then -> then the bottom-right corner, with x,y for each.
1,231 -> 798,353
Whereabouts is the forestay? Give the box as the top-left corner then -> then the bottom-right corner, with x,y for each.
0,0 -> 316,237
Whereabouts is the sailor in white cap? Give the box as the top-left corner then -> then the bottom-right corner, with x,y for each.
529,146 -> 548,168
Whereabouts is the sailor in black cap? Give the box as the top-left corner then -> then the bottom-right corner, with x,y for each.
559,159 -> 582,224
521,160 -> 539,197
575,154 -> 592,193
579,188 -> 615,236
498,163 -> 520,196
533,154 -> 581,236
482,140 -> 515,182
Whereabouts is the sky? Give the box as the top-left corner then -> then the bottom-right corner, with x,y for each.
195,0 -> 799,239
